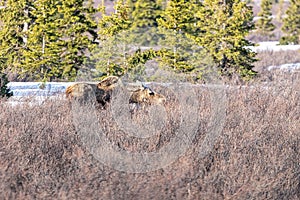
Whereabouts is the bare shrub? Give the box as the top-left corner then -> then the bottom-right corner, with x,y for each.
253,50 -> 300,83
0,77 -> 299,199
254,50 -> 300,72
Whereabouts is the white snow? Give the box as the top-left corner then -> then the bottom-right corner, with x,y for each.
267,63 -> 300,72
5,82 -> 72,106
248,41 -> 300,52
7,82 -> 74,96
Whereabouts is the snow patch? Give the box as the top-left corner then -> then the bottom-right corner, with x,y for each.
248,41 -> 300,52
267,63 -> 300,72
7,82 -> 74,97
6,82 -> 73,106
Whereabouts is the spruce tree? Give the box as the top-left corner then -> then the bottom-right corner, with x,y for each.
98,0 -> 132,37
96,0 -> 133,77
130,0 -> 162,45
158,0 -> 198,35
96,0 -> 162,78
93,32 -> 132,78
277,0 -> 284,21
280,0 -> 300,45
256,0 -> 275,36
22,0 -> 64,81
0,0 -> 97,81
56,0 -> 97,81
0,0 -> 32,74
0,72 -> 13,98
131,0 -> 161,29
157,0 -> 206,74
193,0 -> 257,79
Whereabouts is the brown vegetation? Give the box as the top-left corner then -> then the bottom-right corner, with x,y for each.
253,50 -> 300,83
0,70 -> 299,199
1,47 -> 299,200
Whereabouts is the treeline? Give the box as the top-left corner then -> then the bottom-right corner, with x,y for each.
0,0 -> 298,82
255,0 -> 299,44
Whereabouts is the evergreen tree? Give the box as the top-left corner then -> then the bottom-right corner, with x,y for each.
93,32 -> 132,78
129,0 -> 163,45
22,0 -> 64,81
158,0 -> 199,35
280,0 -> 300,45
55,0 -> 97,81
98,0 -> 132,37
0,72 -> 13,98
256,0 -> 275,36
277,0 -> 284,20
0,0 -> 32,74
193,0 -> 257,79
0,0 -> 97,81
126,0 -> 138,10
131,0 -> 161,29
96,0 -> 133,77
157,0 -> 206,75
92,0 -> 133,77
96,0 -> 161,78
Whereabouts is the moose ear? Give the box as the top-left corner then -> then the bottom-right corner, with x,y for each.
147,89 -> 155,95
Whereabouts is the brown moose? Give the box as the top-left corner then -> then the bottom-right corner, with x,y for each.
65,76 -> 166,108
65,76 -> 119,107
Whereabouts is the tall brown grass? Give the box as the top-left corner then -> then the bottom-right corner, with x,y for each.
0,73 -> 299,199
254,50 -> 300,72
253,50 -> 300,84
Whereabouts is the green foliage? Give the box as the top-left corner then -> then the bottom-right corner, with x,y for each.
131,0 -> 162,29
96,0 -> 161,77
127,48 -> 158,68
157,0 -> 199,35
0,0 -> 31,73
92,31 -> 132,78
0,73 -> 13,98
129,0 -> 163,46
277,0 -> 284,20
95,0 -> 133,78
0,0 -> 97,81
279,35 -> 299,45
256,0 -> 275,36
98,0 -> 132,38
156,0 -> 208,78
280,0 -> 300,45
155,31 -> 206,73
192,0 -> 257,79
0,0 -> 260,82
92,32 -> 158,78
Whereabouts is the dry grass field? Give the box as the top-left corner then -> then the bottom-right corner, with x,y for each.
1,1 -> 300,196
0,61 -> 299,199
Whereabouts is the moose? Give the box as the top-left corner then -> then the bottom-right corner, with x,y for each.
129,84 -> 166,105
65,76 -> 120,107
65,76 -> 166,109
